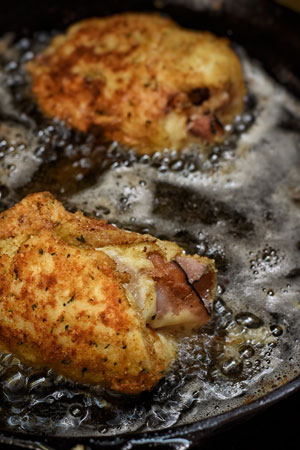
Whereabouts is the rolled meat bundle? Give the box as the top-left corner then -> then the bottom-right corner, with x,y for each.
0,192 -> 217,393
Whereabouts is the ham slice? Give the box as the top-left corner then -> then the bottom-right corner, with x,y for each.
187,114 -> 223,141
175,255 -> 215,313
147,252 -> 217,330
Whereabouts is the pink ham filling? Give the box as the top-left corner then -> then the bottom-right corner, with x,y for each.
147,253 -> 216,329
175,255 -> 214,312
187,114 -> 223,141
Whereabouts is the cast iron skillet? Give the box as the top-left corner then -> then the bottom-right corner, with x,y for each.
0,0 -> 299,448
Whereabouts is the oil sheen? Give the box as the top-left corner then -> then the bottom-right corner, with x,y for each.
0,30 -> 299,436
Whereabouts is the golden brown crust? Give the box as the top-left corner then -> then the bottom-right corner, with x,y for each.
0,191 -> 155,246
27,13 -> 246,152
0,192 -> 217,393
0,193 -> 171,394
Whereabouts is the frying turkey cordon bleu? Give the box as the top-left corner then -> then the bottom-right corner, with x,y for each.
0,193 -> 217,393
27,13 -> 245,152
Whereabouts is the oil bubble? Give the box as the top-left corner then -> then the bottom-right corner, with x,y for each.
270,325 -> 283,337
2,370 -> 27,394
239,345 -> 255,359
220,358 -> 243,377
69,404 -> 85,418
235,312 -> 263,329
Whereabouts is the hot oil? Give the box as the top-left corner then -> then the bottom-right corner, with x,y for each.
0,32 -> 257,209
0,31 -> 300,436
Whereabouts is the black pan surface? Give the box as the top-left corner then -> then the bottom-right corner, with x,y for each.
0,0 -> 299,448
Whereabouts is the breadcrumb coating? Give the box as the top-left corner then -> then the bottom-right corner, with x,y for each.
27,13 -> 245,153
0,193 -> 217,393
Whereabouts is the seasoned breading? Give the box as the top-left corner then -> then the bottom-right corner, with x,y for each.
0,193 -> 217,393
27,13 -> 246,153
